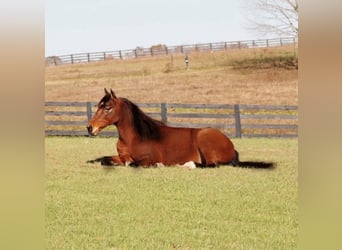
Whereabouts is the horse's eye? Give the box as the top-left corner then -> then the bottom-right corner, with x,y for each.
104,106 -> 112,111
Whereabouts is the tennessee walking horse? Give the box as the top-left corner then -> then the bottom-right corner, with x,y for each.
87,89 -> 274,169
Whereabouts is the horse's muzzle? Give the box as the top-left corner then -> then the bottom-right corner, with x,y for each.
87,125 -> 94,135
87,125 -> 100,136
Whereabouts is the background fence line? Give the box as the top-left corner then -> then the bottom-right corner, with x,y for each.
46,37 -> 297,66
45,102 -> 298,138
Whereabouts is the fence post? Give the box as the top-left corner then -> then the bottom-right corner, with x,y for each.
234,104 -> 242,138
86,102 -> 92,122
161,103 -> 167,124
71,54 -> 74,64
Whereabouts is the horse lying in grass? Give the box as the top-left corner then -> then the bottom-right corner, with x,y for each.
87,89 -> 274,169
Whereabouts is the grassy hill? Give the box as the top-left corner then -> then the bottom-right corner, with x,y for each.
45,45 -> 298,105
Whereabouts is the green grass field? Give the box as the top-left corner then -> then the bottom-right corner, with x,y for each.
45,137 -> 298,249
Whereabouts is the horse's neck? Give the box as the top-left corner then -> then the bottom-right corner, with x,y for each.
115,106 -> 137,145
116,121 -> 136,144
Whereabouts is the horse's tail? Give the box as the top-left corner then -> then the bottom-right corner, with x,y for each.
231,150 -> 275,169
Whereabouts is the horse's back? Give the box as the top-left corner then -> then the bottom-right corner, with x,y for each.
197,127 -> 235,165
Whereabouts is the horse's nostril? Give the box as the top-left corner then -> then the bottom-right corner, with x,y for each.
87,125 -> 92,133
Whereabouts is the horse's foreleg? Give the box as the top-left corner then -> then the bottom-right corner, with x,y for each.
100,155 -> 124,166
115,140 -> 134,166
100,155 -> 134,166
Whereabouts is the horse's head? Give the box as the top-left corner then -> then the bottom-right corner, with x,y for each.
87,88 -> 121,136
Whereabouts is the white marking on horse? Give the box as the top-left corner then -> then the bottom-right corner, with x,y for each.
182,161 -> 196,169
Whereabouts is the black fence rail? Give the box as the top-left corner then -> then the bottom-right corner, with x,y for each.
46,37 -> 297,66
45,102 -> 298,138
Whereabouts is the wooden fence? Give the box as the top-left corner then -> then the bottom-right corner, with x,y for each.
45,102 -> 298,138
46,37 -> 297,66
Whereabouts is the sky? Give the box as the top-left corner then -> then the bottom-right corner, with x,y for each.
45,0 -> 258,56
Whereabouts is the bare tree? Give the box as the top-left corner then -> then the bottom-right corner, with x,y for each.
243,0 -> 298,37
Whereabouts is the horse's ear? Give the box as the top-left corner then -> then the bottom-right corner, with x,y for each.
110,89 -> 117,99
104,88 -> 110,95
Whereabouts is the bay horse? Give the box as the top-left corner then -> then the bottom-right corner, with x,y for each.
87,89 -> 274,169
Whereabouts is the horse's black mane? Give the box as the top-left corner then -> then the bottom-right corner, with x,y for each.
121,98 -> 165,140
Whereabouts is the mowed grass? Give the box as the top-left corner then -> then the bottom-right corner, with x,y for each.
45,137 -> 298,249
